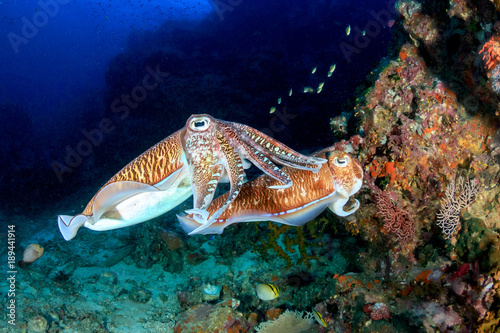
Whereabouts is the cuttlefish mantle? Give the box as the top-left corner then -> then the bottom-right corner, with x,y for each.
58,130 -> 191,240
177,149 -> 363,235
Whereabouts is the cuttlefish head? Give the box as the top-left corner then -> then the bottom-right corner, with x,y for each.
179,114 -> 222,221
325,150 -> 363,216
184,114 -> 216,135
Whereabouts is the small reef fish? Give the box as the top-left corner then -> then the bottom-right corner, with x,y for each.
328,64 -> 336,77
19,244 -> 44,268
256,283 -> 279,301
346,25 -> 351,35
313,310 -> 327,327
362,29 -> 366,36
289,88 -> 293,96
317,82 -> 325,93
270,106 -> 276,114
277,97 -> 281,104
303,86 -> 315,93
177,149 -> 363,234
311,66 -> 317,74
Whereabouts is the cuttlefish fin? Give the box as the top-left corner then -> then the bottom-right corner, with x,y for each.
181,193 -> 336,235
92,181 -> 162,221
58,168 -> 188,241
154,166 -> 189,190
177,213 -> 226,235
58,214 -> 88,241
254,195 -> 335,227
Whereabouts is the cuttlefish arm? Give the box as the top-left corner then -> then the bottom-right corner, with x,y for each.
184,129 -> 246,225
177,150 -> 363,235
180,114 -> 327,234
58,130 -> 191,241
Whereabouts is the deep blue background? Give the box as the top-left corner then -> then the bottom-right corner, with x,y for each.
0,0 -> 395,219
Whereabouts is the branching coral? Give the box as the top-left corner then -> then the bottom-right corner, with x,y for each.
370,184 -> 415,244
437,176 -> 479,239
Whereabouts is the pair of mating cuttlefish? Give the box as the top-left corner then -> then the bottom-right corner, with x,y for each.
58,114 -> 363,241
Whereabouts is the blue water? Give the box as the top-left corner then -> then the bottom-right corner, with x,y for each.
1,0 -> 394,220
1,1 -> 395,241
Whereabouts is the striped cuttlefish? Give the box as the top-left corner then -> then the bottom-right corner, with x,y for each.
177,148 -> 363,234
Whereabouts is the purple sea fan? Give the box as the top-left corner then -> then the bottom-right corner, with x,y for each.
370,184 -> 415,244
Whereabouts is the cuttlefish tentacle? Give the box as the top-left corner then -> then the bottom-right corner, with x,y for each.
188,162 -> 224,219
177,150 -> 363,235
185,129 -> 246,227
218,122 -> 294,189
180,122 -> 223,217
188,130 -> 247,231
231,122 -> 326,172
180,114 -> 327,233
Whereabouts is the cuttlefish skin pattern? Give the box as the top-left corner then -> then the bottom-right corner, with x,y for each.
177,149 -> 363,235
58,114 -> 326,240
58,130 -> 191,240
179,114 -> 327,234
83,131 -> 185,216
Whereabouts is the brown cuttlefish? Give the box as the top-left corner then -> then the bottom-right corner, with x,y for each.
177,148 -> 363,234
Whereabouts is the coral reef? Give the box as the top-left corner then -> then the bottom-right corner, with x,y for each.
8,0 -> 500,331
338,0 -> 500,329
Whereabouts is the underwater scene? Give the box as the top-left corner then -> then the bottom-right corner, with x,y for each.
2,0 -> 500,331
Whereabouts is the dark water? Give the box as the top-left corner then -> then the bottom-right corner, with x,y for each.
1,0 -> 394,220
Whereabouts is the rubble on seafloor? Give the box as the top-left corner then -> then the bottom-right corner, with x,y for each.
4,0 -> 500,332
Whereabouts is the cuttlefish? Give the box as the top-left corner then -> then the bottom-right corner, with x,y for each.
180,114 -> 325,234
58,114 -> 326,240
177,149 -> 363,234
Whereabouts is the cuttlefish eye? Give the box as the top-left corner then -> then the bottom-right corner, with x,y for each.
333,156 -> 350,167
189,117 -> 210,131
